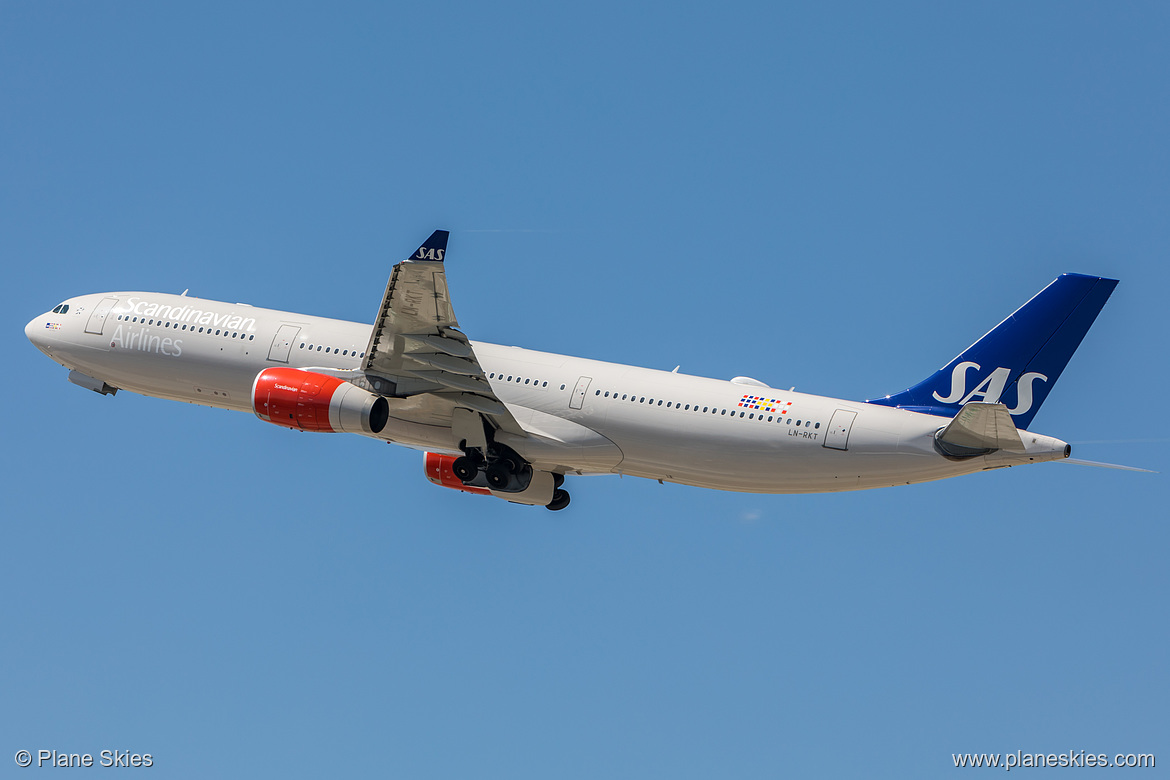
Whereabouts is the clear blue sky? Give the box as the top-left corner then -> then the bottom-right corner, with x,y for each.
3,2 -> 1167,777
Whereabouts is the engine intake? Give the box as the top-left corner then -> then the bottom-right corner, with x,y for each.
252,368 -> 388,434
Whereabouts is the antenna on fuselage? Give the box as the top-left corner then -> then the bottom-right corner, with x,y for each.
181,289 -> 189,296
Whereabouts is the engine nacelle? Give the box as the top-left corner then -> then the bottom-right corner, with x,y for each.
424,452 -> 492,495
252,367 -> 388,434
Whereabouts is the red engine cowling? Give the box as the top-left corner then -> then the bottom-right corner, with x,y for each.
424,452 -> 491,495
252,367 -> 388,434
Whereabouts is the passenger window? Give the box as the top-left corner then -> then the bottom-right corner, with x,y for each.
657,400 -> 662,406
815,422 -> 820,429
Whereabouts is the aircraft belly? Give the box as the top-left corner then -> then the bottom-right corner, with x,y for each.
605,406 -> 974,494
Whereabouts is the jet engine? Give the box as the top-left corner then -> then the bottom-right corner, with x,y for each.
252,367 -> 388,434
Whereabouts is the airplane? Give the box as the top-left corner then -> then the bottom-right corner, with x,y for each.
25,230 -> 1125,511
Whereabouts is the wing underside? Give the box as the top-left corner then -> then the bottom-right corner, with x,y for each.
360,230 -> 524,437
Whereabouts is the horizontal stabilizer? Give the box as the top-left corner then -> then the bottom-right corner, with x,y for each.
936,402 -> 1023,456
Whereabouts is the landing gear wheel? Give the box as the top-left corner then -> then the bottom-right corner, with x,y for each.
546,489 -> 571,511
552,473 -> 565,488
485,462 -> 511,490
452,456 -> 478,483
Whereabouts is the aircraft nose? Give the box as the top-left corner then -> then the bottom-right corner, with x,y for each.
26,315 -> 48,348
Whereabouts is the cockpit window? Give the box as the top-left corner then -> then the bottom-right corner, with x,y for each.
51,304 -> 69,314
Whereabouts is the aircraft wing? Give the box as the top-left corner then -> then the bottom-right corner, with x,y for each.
361,230 -> 525,436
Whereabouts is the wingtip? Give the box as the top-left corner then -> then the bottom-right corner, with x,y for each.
410,230 -> 449,262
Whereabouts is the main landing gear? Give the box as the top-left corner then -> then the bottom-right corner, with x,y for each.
546,488 -> 570,511
546,472 -> 570,511
451,446 -> 571,511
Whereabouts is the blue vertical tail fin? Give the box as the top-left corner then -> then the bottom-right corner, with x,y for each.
866,273 -> 1118,430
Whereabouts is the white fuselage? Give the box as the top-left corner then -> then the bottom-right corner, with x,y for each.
26,292 -> 1070,494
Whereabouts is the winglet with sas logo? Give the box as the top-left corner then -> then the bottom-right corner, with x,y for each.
409,230 -> 449,262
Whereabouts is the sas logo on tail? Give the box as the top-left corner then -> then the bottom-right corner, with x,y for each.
932,362 -> 1048,416
415,247 -> 445,261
